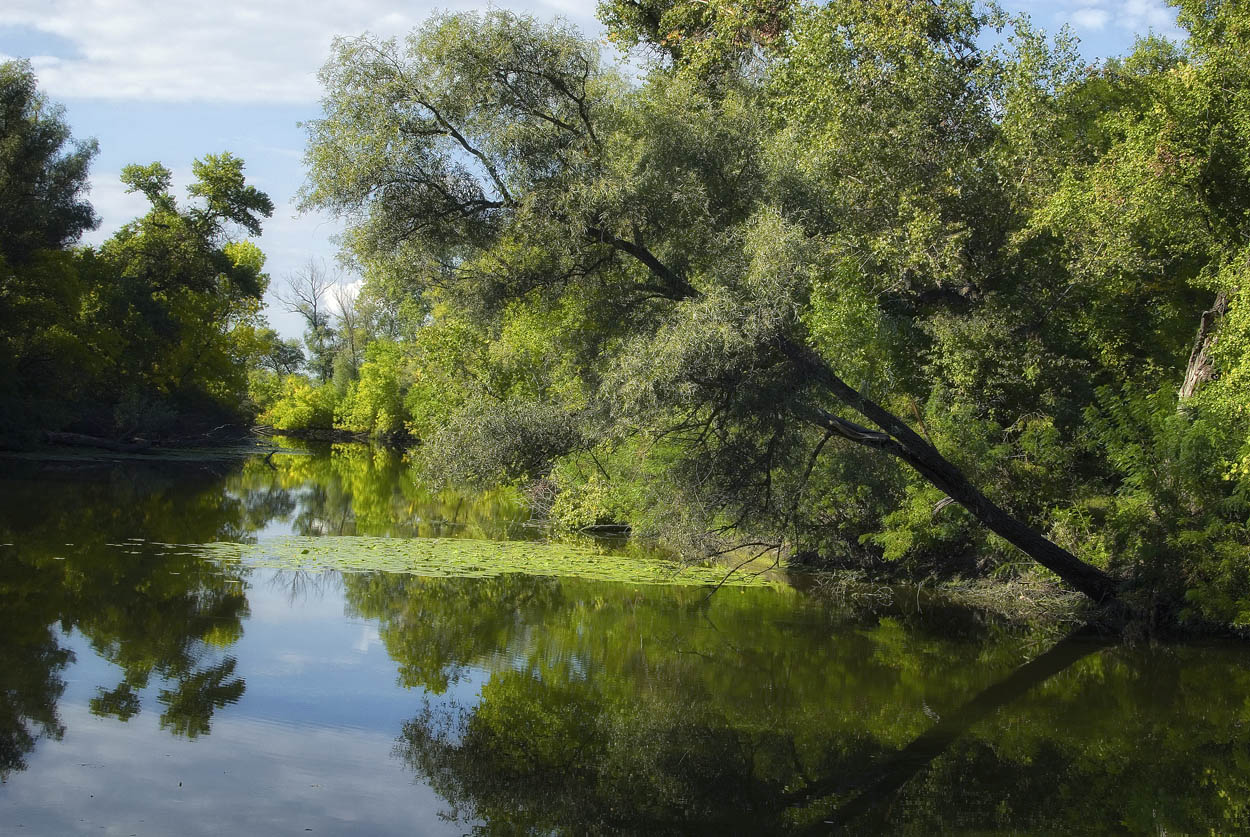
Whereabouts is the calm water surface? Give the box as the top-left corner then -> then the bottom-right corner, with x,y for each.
1,443 -> 1248,835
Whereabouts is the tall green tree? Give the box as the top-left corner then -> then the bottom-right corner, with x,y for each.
89,153 -> 274,426
0,59 -> 97,267
0,60 -> 98,435
304,3 -> 1250,617
1003,3 -> 1250,622
0,62 -> 276,439
252,326 -> 305,377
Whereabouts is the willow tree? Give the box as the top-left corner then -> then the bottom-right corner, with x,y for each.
302,4 -> 1250,604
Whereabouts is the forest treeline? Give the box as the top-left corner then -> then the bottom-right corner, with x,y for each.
3,0 -> 1249,624
0,59 -> 277,442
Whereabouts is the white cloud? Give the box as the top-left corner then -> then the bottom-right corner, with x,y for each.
327,277 -> 365,316
1120,0 -> 1182,37
80,170 -> 153,245
354,624 -> 381,653
1017,0 -> 1183,44
1071,8 -> 1111,30
0,0 -> 604,103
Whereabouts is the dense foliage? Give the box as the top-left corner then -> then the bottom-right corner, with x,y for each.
4,1 -> 1249,624
296,1 -> 1249,624
0,60 -> 274,442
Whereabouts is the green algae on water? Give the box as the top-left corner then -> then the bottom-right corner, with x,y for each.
158,536 -> 776,587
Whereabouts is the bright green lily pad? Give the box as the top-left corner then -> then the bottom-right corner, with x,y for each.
163,536 -> 774,587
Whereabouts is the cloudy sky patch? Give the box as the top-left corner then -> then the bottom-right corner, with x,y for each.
1070,7 -> 1112,30
0,0 -> 601,103
1016,0 -> 1182,50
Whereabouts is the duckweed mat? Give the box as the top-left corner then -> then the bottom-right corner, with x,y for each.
139,536 -> 776,587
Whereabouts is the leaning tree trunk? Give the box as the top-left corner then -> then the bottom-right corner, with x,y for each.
780,339 -> 1120,603
591,230 -> 1120,602
794,627 -> 1107,831
1180,292 -> 1228,400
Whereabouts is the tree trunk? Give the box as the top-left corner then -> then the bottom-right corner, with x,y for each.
780,338 -> 1119,603
43,431 -> 152,453
1180,292 -> 1228,400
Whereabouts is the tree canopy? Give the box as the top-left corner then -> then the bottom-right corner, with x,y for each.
0,64 -> 275,442
0,59 -> 98,267
300,1 -> 1249,624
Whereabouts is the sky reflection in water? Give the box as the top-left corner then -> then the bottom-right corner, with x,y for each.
5,568 -> 469,836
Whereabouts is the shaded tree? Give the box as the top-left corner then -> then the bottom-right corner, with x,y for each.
0,59 -> 97,267
254,326 -> 305,376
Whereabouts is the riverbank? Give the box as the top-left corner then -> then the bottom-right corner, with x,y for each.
253,424 -> 411,445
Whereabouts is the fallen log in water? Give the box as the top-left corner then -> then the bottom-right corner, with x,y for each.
43,431 -> 153,453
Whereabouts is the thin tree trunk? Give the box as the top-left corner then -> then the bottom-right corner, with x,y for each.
780,338 -> 1119,603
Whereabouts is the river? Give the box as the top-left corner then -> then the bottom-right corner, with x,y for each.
1,442 -> 1247,834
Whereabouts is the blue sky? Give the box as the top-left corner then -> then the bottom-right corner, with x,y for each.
0,0 -> 1183,338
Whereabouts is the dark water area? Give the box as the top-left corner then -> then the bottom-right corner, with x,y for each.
1,443 -> 1248,835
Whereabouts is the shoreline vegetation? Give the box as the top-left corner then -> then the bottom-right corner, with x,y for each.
0,436 -> 1215,638
4,1 -> 1250,634
0,430 -> 1154,639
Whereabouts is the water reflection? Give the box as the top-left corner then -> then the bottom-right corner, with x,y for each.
353,572 -> 1059,833
231,439 -> 533,540
0,594 -> 69,779
0,442 -> 549,784
0,460 -> 253,779
375,579 -> 1250,834
1,447 -> 1249,833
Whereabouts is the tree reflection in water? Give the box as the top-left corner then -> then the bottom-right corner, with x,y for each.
358,571 -> 1250,834
228,440 -> 533,541
3,448 -> 1250,835
0,458 -> 254,774
0,608 -> 69,780
0,442 -> 540,778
